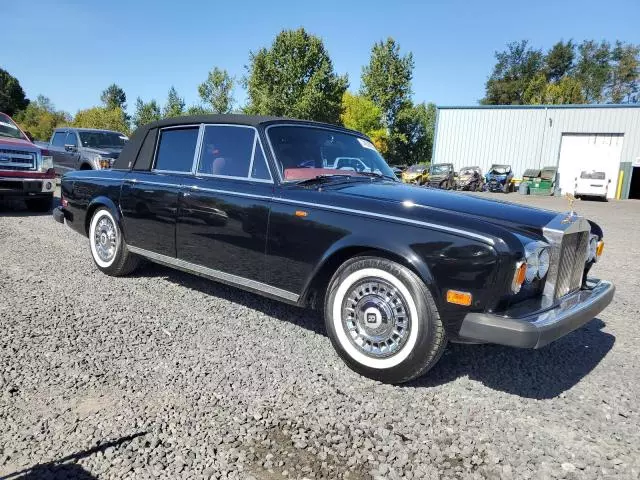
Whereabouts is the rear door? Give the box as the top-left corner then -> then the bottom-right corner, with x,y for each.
120,125 -> 200,257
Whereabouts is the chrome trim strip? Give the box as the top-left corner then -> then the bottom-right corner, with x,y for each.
191,124 -> 206,175
189,185 -> 270,200
174,185 -> 492,243
275,198 -> 495,244
127,245 -> 299,302
248,133 -> 257,178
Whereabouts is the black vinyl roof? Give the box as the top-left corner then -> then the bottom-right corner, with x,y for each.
142,114 -> 363,135
113,114 -> 367,171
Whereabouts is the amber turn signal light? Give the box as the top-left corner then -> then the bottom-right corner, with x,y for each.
596,240 -> 604,258
512,261 -> 527,293
446,290 -> 473,306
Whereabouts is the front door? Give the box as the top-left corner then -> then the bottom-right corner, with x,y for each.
177,124 -> 273,284
120,126 -> 200,257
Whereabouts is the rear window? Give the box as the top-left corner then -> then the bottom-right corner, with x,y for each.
154,127 -> 199,172
580,171 -> 606,180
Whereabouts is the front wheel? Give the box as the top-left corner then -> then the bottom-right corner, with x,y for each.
324,256 -> 447,384
89,207 -> 140,276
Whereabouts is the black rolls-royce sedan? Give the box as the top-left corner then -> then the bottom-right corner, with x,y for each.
53,114 -> 614,384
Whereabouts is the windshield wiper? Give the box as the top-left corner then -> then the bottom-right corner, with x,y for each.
294,174 -> 355,186
357,171 -> 398,182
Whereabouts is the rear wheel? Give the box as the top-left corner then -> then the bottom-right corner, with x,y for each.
25,195 -> 53,212
324,256 -> 447,384
89,207 -> 140,276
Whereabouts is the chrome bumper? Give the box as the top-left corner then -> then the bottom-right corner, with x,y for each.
458,280 -> 615,348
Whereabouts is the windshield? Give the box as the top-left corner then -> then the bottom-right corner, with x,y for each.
460,168 -> 476,176
79,131 -> 128,149
267,125 -> 396,181
430,164 -> 450,175
489,165 -> 509,174
406,164 -> 425,173
580,171 -> 606,180
0,113 -> 27,140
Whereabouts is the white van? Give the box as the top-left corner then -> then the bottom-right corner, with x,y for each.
575,170 -> 611,200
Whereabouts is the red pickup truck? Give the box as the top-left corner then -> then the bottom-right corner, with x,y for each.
0,112 -> 56,211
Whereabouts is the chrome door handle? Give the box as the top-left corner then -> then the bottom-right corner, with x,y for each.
125,178 -> 138,184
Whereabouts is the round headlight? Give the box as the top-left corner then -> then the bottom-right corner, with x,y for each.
524,241 -> 550,282
588,235 -> 598,262
538,248 -> 550,278
525,252 -> 539,283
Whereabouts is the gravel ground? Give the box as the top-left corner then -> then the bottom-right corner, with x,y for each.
1,191 -> 639,480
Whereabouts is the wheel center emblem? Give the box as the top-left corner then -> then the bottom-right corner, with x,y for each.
100,233 -> 107,245
363,307 -> 382,329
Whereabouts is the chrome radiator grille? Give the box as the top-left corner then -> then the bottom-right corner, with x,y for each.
0,149 -> 36,170
543,214 -> 591,301
555,231 -> 589,298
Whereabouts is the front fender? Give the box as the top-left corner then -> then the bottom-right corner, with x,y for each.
300,233 -> 439,303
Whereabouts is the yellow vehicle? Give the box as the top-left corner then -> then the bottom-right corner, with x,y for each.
402,164 -> 429,185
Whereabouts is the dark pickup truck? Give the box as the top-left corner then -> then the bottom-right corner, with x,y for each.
41,127 -> 128,175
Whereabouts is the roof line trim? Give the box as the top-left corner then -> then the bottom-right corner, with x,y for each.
437,104 -> 640,110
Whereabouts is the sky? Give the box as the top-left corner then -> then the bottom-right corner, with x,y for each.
4,0 -> 640,116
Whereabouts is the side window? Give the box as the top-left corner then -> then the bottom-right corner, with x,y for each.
197,126 -> 255,178
154,127 -> 199,172
251,141 -> 272,181
52,132 -> 67,147
65,131 -> 77,147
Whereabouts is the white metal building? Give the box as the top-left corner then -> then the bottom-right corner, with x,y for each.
432,105 -> 640,199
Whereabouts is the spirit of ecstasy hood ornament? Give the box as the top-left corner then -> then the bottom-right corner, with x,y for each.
562,193 -> 577,223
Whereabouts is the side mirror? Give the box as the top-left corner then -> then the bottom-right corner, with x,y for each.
64,144 -> 77,152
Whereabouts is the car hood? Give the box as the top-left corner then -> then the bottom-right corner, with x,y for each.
0,136 -> 38,150
329,180 -> 558,237
84,147 -> 123,158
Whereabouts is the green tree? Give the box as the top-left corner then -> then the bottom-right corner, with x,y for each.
388,102 -> 436,165
524,74 -> 585,104
545,40 -> 576,82
198,67 -> 234,114
131,97 -> 161,130
360,38 -> 414,127
73,106 -> 130,134
0,68 -> 29,116
163,86 -> 185,118
245,28 -> 348,124
609,41 -> 639,103
100,83 -> 127,110
14,95 -> 70,141
481,40 -> 545,105
340,92 -> 387,153
575,40 -> 611,103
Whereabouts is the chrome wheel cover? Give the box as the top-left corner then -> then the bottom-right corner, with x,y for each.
341,278 -> 411,358
93,216 -> 117,263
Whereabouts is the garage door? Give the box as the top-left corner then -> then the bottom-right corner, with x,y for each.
557,133 -> 624,199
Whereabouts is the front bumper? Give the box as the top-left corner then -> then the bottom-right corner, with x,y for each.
458,279 -> 615,348
0,177 -> 56,197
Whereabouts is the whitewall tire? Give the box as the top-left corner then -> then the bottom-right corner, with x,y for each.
88,207 -> 140,276
325,256 -> 447,384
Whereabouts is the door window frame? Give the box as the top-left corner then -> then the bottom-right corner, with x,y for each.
150,123 -> 274,183
151,124 -> 202,175
193,124 -> 273,184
